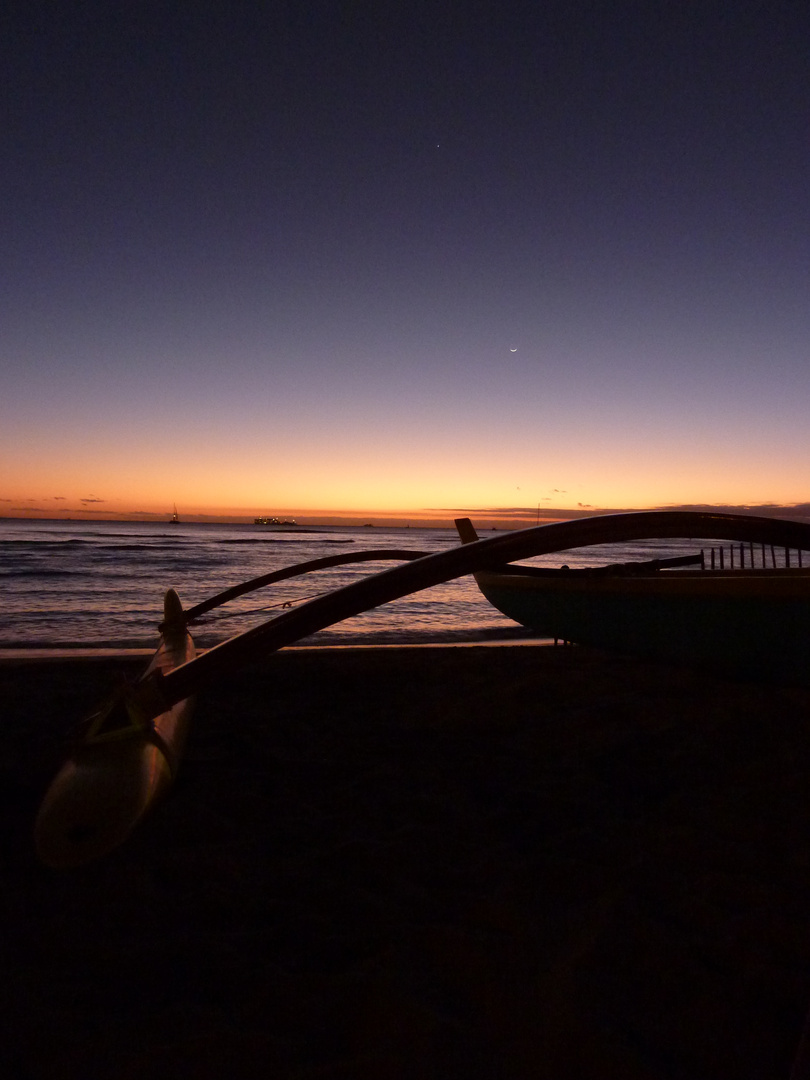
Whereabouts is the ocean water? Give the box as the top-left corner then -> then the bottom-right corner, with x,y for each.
0,518 -> 714,649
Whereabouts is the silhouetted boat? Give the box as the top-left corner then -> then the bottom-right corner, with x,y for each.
455,514 -> 810,683
169,504 -> 180,524
36,508 -> 810,864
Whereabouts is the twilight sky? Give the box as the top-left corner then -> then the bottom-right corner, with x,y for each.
2,1 -> 809,523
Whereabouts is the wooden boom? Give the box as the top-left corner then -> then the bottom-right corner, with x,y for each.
128,510 -> 810,719
174,548 -> 430,627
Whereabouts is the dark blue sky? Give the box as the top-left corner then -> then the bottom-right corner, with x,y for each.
3,1 -> 809,519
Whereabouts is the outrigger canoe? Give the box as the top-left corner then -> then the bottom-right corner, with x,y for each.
35,589 -> 196,868
36,509 -> 810,866
456,516 -> 810,684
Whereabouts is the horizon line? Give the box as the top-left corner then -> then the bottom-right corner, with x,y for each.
3,501 -> 810,527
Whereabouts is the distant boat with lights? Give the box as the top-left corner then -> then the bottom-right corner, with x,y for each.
254,516 -> 299,526
169,504 -> 180,525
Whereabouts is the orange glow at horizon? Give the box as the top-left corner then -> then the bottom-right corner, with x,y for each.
2,398 -> 809,524
2,2 -> 809,552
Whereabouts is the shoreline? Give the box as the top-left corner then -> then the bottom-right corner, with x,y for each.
0,636 -> 552,663
2,645 -> 810,1076
0,626 -> 550,663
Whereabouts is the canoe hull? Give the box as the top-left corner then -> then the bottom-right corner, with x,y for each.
475,569 -> 810,684
34,590 -> 195,868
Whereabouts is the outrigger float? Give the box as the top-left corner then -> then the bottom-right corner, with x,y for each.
35,589 -> 196,868
34,511 -> 810,867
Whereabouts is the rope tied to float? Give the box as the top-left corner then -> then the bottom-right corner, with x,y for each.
70,676 -> 180,777
168,591 -> 314,628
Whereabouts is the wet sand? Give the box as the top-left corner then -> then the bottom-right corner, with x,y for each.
2,644 -> 810,1078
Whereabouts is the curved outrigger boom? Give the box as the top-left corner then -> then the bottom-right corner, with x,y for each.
141,510 -> 810,715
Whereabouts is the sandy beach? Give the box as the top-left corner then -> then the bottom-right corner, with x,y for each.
2,643 -> 810,1078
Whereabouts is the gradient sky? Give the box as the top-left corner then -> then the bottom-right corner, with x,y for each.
2,1 -> 809,523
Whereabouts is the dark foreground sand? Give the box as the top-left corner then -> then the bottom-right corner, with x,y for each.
2,644 -> 810,1079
